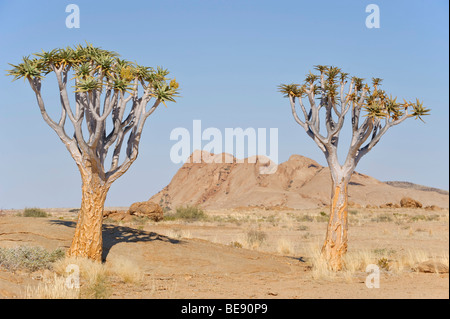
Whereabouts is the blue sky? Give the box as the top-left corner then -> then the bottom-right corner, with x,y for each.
0,0 -> 448,209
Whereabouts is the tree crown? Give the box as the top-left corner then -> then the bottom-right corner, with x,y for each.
7,43 -> 179,106
278,65 -> 430,122
7,43 -> 180,185
278,65 -> 430,176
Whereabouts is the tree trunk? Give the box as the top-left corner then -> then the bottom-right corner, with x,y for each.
68,172 -> 109,262
322,177 -> 349,270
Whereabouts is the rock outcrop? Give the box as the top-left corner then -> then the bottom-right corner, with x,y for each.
103,202 -> 164,222
149,151 -> 449,210
400,197 -> 423,208
127,201 -> 164,221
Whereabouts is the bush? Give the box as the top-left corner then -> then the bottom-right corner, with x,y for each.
296,214 -> 314,222
371,214 -> 393,222
0,246 -> 65,272
316,212 -> 329,222
229,241 -> 243,248
165,205 -> 207,222
22,207 -> 48,218
377,257 -> 390,271
246,230 -> 267,246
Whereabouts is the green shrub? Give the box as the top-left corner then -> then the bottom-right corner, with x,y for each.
373,248 -> 396,256
409,214 -> 440,222
230,241 -> 243,248
377,257 -> 390,271
296,214 -> 314,222
315,212 -> 329,222
0,246 -> 65,272
165,205 -> 207,222
83,274 -> 111,299
371,214 -> 393,222
22,207 -> 48,218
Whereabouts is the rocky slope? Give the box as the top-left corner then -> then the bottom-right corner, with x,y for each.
150,151 -> 449,209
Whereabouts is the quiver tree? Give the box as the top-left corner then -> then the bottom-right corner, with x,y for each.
7,44 -> 179,261
279,65 -> 430,270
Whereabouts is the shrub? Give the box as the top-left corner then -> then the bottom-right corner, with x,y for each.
84,273 -> 110,299
371,214 -> 393,222
296,214 -> 314,222
0,246 -> 65,272
410,214 -> 440,222
22,207 -> 48,218
53,256 -> 110,299
315,212 -> 329,222
230,241 -> 243,248
277,238 -> 294,255
166,205 -> 207,222
21,207 -> 48,218
377,257 -> 390,271
246,230 -> 267,246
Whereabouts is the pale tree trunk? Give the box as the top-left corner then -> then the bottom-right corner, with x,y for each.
68,162 -> 110,261
321,169 -> 352,270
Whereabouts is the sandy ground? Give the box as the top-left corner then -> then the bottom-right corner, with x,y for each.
0,206 -> 448,299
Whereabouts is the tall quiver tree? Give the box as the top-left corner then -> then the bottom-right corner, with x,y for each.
279,65 -> 430,270
7,44 -> 179,261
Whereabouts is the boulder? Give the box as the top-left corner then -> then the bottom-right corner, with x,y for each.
379,202 -> 401,209
128,201 -> 164,221
425,205 -> 441,211
415,260 -> 449,274
400,197 -> 422,208
348,201 -> 362,208
103,210 -> 129,222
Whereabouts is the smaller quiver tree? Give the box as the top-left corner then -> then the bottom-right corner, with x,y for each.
279,65 -> 430,270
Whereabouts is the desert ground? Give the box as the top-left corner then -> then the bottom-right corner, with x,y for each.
0,205 -> 448,299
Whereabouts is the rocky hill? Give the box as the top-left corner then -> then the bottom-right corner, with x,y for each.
150,151 -> 449,210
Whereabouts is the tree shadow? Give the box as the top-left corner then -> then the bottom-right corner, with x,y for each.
49,220 -> 182,261
286,256 -> 306,263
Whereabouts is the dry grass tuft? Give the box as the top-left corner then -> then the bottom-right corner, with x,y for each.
108,257 -> 143,284
25,274 -> 80,299
276,238 -> 294,255
51,257 -> 110,299
305,242 -> 449,281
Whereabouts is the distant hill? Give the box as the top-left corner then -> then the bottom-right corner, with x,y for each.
150,151 -> 449,210
384,181 -> 449,196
